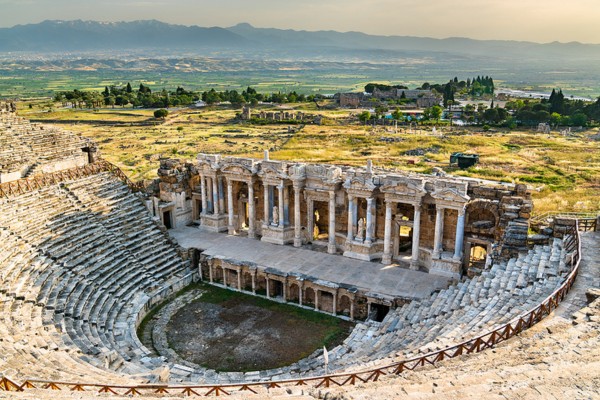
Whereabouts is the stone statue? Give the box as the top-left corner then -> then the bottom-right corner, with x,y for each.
272,206 -> 279,226
355,218 -> 365,241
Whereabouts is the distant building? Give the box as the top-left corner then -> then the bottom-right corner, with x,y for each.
339,92 -> 366,108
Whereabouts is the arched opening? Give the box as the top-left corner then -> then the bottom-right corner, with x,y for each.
255,274 -> 267,296
338,295 -> 351,317
242,271 -> 253,292
288,283 -> 300,302
469,244 -> 487,268
269,279 -> 284,299
304,287 -> 315,307
213,265 -> 224,284
319,291 -> 334,313
369,303 -> 390,322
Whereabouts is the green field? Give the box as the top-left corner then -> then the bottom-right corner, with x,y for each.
18,101 -> 600,215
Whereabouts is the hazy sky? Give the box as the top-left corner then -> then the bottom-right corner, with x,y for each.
0,0 -> 598,43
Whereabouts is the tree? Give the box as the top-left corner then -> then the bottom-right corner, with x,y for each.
391,108 -> 403,120
154,109 -> 169,120
358,111 -> 371,123
126,82 -> 132,93
570,112 -> 587,126
429,105 -> 443,121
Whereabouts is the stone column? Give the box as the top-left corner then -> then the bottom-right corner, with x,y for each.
207,177 -> 213,213
382,200 -> 393,264
212,177 -> 219,215
278,184 -> 285,228
200,174 -> 207,216
332,291 -> 337,316
453,207 -> 466,260
307,199 -> 314,242
293,184 -> 303,247
251,273 -> 256,294
433,205 -> 445,259
283,185 -> 290,226
328,190 -> 336,254
298,282 -> 303,306
350,300 -> 355,321
208,263 -> 213,283
266,276 -> 270,298
248,180 -> 256,239
237,269 -> 242,291
263,184 -> 270,225
227,179 -> 235,234
218,177 -> 225,214
365,197 -> 374,244
410,204 -> 421,270
223,269 -> 227,287
314,290 -> 319,311
346,194 -> 354,241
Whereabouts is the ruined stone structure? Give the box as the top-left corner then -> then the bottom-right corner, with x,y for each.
239,106 -> 322,124
336,89 -> 440,108
0,111 -> 588,396
0,101 -> 97,183
157,153 -> 533,280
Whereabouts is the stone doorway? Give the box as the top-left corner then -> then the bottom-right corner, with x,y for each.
469,244 -> 487,268
312,201 -> 329,241
393,217 -> 413,263
369,303 -> 390,322
270,279 -> 284,299
163,210 -> 173,229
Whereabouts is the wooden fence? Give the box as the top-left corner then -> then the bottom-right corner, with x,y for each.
0,224 -> 583,397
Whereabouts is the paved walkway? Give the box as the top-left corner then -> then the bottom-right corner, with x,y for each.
170,226 -> 452,300
556,231 -> 600,317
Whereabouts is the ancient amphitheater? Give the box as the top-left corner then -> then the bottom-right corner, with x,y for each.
0,101 -> 598,399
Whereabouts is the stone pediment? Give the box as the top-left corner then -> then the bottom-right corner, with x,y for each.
380,177 -> 425,195
258,161 -> 289,180
197,153 -> 221,169
288,164 -> 306,181
306,164 -> 342,184
431,188 -> 470,204
220,157 -> 257,176
343,172 -> 377,192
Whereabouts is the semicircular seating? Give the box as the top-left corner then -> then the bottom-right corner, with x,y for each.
0,170 -> 575,387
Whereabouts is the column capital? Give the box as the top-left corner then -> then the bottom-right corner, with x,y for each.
458,207 -> 466,217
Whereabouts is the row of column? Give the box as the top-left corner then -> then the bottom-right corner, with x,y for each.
205,263 -> 354,319
382,202 -> 465,266
305,190 -> 337,254
204,175 -> 467,265
346,195 -> 376,244
382,201 -> 421,268
431,205 -> 466,261
262,183 -> 290,227
199,174 -> 225,215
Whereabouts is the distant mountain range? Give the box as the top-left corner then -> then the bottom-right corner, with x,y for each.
1,20 -> 600,61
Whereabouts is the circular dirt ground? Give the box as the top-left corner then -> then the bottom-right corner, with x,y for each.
166,294 -> 353,372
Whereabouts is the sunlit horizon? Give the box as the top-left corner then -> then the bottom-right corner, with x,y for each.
0,0 -> 598,44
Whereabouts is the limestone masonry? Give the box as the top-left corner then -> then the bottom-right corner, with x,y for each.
155,153 -> 533,279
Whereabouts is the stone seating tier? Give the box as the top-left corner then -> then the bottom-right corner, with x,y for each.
0,113 -> 90,176
0,170 -> 575,387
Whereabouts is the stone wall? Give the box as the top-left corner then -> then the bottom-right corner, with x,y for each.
161,154 -> 533,279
